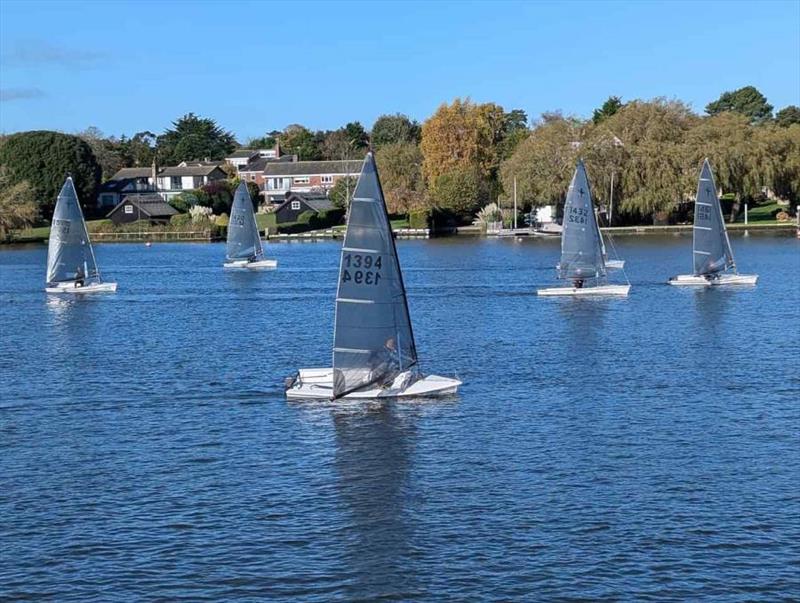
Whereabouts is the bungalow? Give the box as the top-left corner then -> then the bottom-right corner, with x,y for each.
262,159 -> 363,205
106,194 -> 178,225
97,162 -> 227,208
274,192 -> 334,224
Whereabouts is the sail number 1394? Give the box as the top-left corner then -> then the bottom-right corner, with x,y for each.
342,253 -> 382,286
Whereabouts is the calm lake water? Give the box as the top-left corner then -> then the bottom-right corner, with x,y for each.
1,233 -> 799,601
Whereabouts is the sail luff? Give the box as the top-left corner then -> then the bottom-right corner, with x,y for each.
331,153 -> 417,399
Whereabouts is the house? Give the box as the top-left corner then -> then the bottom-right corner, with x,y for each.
225,142 -> 283,171
262,159 -> 363,205
97,162 -> 227,208
106,194 -> 178,225
274,192 -> 335,224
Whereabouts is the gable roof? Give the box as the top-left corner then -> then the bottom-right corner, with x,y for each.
226,148 -> 259,159
276,192 -> 334,213
160,165 -> 226,177
263,159 -> 363,177
240,157 -> 269,173
106,194 -> 178,218
110,167 -> 152,180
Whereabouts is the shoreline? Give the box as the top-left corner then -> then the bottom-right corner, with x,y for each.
4,221 -> 796,246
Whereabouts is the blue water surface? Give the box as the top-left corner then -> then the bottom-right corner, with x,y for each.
1,232 -> 799,601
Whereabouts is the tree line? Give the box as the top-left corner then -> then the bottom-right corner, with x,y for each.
1,85 -> 798,236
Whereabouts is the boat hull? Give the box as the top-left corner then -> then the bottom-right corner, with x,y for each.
285,369 -> 461,400
223,259 -> 278,270
537,284 -> 630,297
45,281 -> 117,294
668,273 -> 758,286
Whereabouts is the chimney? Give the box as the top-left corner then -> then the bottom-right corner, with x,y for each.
151,156 -> 158,191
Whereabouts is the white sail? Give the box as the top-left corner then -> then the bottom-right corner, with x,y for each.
46,177 -> 100,285
332,153 -> 417,399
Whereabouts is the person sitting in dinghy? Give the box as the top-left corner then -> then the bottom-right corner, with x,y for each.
369,337 -> 401,385
74,265 -> 85,288
574,278 -> 584,289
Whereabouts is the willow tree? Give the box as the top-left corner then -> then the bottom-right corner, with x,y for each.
375,142 -> 425,214
755,124 -> 800,207
601,99 -> 698,220
499,115 -> 582,209
0,169 -> 39,239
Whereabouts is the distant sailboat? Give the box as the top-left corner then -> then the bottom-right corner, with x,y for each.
538,160 -> 630,297
45,177 -> 117,294
224,181 -> 277,269
285,153 -> 461,399
595,209 -> 625,269
669,159 -> 757,286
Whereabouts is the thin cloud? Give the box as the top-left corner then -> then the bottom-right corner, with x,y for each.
2,41 -> 107,67
0,87 -> 46,102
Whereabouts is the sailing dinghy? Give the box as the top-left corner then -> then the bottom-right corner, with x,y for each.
285,153 -> 461,400
224,181 -> 277,269
538,161 -> 630,297
45,177 -> 117,294
669,160 -> 757,286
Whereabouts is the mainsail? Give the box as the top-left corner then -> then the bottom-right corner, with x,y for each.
558,160 -> 606,281
226,181 -> 263,261
332,153 -> 417,398
46,177 -> 99,284
693,159 -> 735,276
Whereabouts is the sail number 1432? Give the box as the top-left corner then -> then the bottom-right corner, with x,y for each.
342,253 -> 382,286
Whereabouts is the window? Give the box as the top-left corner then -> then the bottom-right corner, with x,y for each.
124,205 -> 134,214
170,176 -> 182,190
321,175 -> 333,184
293,176 -> 310,184
101,194 -> 114,205
291,201 -> 301,210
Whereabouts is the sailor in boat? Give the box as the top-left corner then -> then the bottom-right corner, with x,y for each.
574,278 -> 584,289
369,337 -> 402,387
74,265 -> 85,288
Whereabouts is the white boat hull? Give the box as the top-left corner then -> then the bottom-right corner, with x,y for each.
537,284 -> 630,297
45,281 -> 117,294
285,369 -> 461,400
606,259 -> 625,269
668,273 -> 758,286
223,258 -> 277,270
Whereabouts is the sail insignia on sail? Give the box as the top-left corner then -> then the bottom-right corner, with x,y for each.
332,153 -> 417,398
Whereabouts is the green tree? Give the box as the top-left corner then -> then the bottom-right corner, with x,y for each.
776,105 -> 800,127
279,124 -> 323,160
0,130 -> 101,219
375,142 -> 425,214
370,114 -> 421,148
0,168 -> 39,239
121,131 -> 157,166
78,127 -> 130,180
497,109 -> 530,160
428,166 -> 488,216
247,131 -> 280,149
706,85 -> 773,124
321,124 -> 369,160
592,96 -> 623,124
157,113 -> 236,164
329,176 -> 358,209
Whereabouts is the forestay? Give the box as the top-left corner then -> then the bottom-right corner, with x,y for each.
558,161 -> 606,281
46,177 -> 99,284
332,153 -> 417,399
693,159 -> 735,276
226,182 -> 263,261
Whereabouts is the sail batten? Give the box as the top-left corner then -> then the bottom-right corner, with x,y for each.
226,182 -> 263,261
692,160 -> 735,276
557,161 -> 606,281
331,153 -> 417,399
46,178 -> 99,285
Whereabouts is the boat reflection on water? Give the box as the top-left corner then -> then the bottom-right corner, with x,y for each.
332,401 -> 421,600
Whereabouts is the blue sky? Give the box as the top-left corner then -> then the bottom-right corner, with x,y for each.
1,0 -> 798,142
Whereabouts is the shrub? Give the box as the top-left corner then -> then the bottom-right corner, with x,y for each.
170,213 -> 191,228
297,210 -> 316,225
215,213 -> 229,226
408,209 -> 431,229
